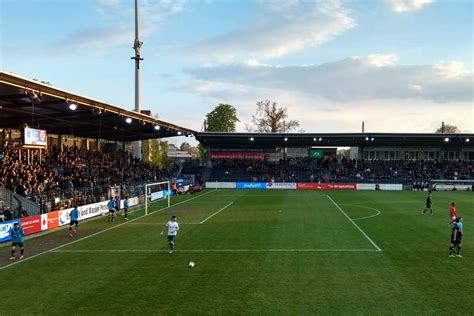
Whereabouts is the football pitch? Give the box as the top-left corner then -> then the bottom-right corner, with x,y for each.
0,189 -> 472,315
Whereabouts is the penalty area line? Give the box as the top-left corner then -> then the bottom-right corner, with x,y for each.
52,248 -> 381,253
199,202 -> 234,224
0,190 -> 218,271
326,195 -> 382,252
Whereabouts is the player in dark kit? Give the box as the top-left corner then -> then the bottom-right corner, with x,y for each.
422,191 -> 433,215
123,196 -> 129,221
69,205 -> 79,238
449,217 -> 464,258
9,222 -> 25,260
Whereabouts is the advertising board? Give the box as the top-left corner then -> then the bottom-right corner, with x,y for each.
236,182 -> 267,189
266,182 -> 297,189
296,183 -> 356,190
20,215 -> 42,235
0,219 -> 20,242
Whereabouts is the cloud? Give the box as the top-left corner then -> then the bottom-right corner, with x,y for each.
58,0 -> 186,52
167,81 -> 472,133
176,0 -> 355,61
185,54 -> 473,103
385,0 -> 434,13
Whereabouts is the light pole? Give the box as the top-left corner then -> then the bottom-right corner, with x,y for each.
131,0 -> 143,159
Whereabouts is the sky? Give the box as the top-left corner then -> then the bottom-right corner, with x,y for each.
1,0 -> 473,147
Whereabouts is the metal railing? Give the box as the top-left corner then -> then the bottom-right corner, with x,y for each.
0,187 -> 42,217
34,181 -> 151,213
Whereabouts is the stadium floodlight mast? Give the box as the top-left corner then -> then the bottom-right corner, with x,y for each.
131,0 -> 143,159
145,181 -> 171,215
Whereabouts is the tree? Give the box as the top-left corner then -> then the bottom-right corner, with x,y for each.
337,149 -> 350,159
197,144 -> 207,160
435,123 -> 460,133
142,139 -> 160,166
142,139 -> 171,169
187,146 -> 200,158
179,142 -> 200,158
246,100 -> 300,133
205,104 -> 239,132
159,141 -> 172,169
180,142 -> 191,151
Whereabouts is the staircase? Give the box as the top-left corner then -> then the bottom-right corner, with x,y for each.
201,166 -> 213,183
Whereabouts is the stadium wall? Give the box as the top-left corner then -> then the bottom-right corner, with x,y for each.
206,182 -> 404,191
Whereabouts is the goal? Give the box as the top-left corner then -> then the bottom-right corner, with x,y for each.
145,181 -> 171,215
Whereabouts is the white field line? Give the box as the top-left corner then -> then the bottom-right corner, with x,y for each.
0,189 -> 218,271
199,202 -> 234,224
339,203 -> 382,221
326,195 -> 382,252
127,222 -> 201,225
52,248 -> 380,253
127,200 -> 236,226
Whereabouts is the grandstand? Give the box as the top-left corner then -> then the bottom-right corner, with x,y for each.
0,71 -> 192,220
196,132 -> 474,187
0,72 -> 473,314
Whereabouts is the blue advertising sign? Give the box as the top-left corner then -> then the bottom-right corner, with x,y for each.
163,189 -> 174,198
151,189 -> 174,201
236,182 -> 267,189
176,179 -> 184,188
0,219 -> 20,242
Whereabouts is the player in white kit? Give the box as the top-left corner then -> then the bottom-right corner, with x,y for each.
166,215 -> 179,254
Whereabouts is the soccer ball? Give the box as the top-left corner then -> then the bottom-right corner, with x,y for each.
188,261 -> 195,268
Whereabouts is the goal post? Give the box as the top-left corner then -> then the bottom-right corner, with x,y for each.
145,181 -> 171,215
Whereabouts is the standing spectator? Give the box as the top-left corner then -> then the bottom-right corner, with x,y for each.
15,180 -> 26,197
171,182 -> 178,196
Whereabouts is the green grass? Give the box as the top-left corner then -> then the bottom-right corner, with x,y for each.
0,189 -> 472,315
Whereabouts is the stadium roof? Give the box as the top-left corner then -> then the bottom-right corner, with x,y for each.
0,71 -> 194,142
195,132 -> 474,148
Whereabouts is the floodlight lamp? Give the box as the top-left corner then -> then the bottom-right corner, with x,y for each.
154,125 -> 161,130
177,131 -> 182,135
371,137 -> 374,141
68,102 -> 77,111
250,137 -> 254,141
444,137 -> 449,142
365,137 -> 369,141
125,117 -> 132,124
466,138 -> 470,143
318,137 -> 322,141
284,137 -> 288,142
313,138 -> 317,141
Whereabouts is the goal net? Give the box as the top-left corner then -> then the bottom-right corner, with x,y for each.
145,181 -> 171,215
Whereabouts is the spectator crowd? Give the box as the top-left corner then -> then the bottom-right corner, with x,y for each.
209,157 -> 474,184
0,145 -> 173,213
